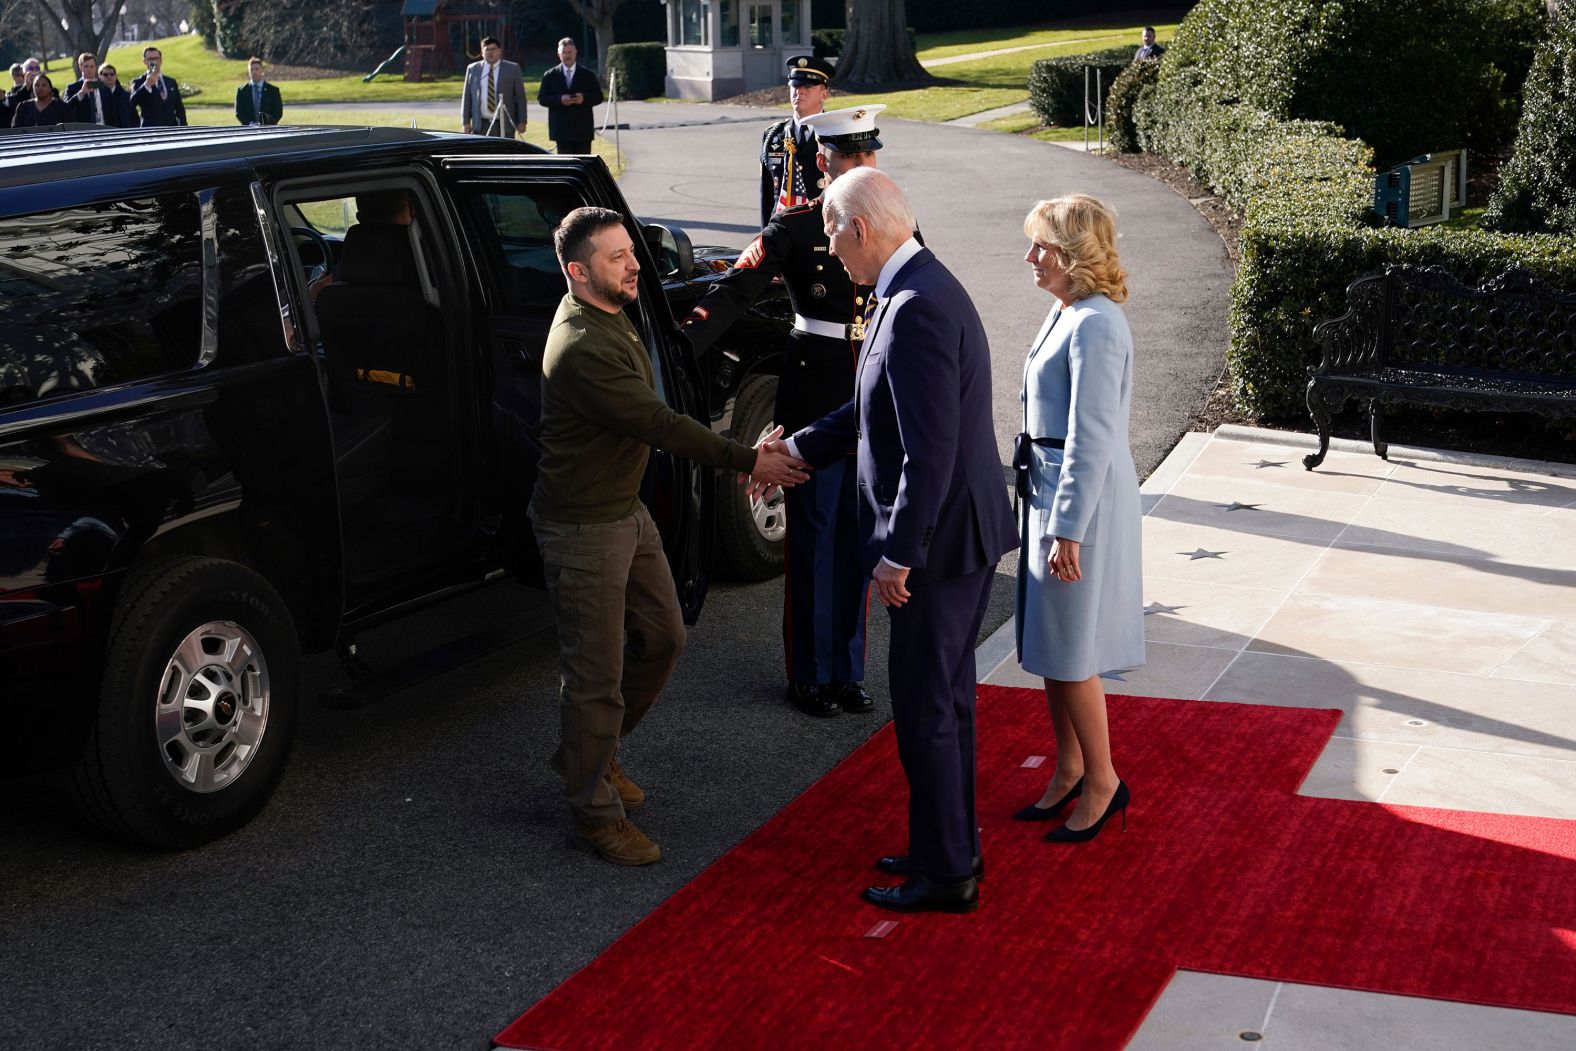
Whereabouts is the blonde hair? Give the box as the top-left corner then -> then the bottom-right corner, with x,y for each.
1023,194 -> 1128,304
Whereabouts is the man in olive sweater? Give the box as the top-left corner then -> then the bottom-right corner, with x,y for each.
533,206 -> 807,866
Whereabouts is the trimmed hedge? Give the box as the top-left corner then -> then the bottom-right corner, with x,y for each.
1160,0 -> 1544,167
1134,62 -> 1576,419
605,42 -> 665,101
1106,58 -> 1159,154
1027,46 -> 1134,129
1487,3 -> 1576,235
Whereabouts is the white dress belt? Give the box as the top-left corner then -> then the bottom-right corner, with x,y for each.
793,314 -> 856,340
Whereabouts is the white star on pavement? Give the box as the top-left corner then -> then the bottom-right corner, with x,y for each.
1180,548 -> 1227,560
1144,602 -> 1186,615
1222,501 -> 1264,512
1253,460 -> 1288,469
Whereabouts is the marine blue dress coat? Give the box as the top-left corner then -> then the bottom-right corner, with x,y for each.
1016,295 -> 1146,681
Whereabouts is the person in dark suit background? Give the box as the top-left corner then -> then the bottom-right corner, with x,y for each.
10,74 -> 71,127
537,37 -> 603,154
6,58 -> 39,121
773,168 -> 1017,914
94,63 -> 135,127
1134,26 -> 1165,62
65,51 -> 129,128
235,57 -> 283,126
130,45 -> 186,127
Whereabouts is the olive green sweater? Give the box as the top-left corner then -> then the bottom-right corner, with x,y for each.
530,293 -> 757,523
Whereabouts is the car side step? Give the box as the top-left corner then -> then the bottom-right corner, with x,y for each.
319,608 -> 559,709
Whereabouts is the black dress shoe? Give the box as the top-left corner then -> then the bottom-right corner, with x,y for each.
1011,776 -> 1085,821
862,875 -> 979,914
833,681 -> 874,713
875,854 -> 985,881
1046,780 -> 1131,843
787,681 -> 841,718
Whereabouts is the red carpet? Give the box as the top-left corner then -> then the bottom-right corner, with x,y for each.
496,688 -> 1576,1050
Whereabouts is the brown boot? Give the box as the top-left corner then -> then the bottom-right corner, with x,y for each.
572,818 -> 662,866
608,757 -> 645,811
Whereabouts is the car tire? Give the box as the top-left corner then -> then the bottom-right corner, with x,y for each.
70,556 -> 301,849
715,373 -> 787,581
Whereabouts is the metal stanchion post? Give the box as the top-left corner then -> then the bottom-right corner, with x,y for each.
1096,68 -> 1104,154
1083,65 -> 1090,152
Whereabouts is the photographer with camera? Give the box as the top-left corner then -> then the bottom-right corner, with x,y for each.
130,46 -> 186,127
65,52 -> 130,128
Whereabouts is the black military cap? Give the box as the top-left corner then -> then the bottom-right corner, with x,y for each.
785,55 -> 834,86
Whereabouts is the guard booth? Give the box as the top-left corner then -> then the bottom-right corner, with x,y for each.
663,0 -> 814,100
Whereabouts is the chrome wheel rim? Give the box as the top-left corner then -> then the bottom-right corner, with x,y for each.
751,419 -> 788,543
154,621 -> 270,793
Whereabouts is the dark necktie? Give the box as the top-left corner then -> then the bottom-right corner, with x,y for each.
487,65 -> 497,112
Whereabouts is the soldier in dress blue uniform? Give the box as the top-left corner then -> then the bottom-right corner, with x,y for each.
759,56 -> 834,227
689,105 -> 889,718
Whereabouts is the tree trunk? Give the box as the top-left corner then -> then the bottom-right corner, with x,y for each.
564,0 -> 624,65
36,0 -> 130,61
837,0 -> 928,87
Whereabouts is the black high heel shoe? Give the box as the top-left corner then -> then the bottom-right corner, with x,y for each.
1045,780 -> 1129,843
1011,776 -> 1084,821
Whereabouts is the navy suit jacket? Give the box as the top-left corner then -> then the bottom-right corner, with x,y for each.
537,64 -> 603,143
792,247 -> 1017,582
65,80 -> 133,126
130,71 -> 186,126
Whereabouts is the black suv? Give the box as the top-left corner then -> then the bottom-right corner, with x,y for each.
0,125 -> 790,847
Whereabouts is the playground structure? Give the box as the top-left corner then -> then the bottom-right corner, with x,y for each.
398,1 -> 515,82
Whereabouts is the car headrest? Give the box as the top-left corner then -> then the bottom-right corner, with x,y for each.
337,222 -> 419,286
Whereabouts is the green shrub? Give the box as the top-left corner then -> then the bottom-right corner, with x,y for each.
1106,58 -> 1160,153
1027,46 -> 1134,128
605,42 -> 665,101
1487,4 -> 1576,234
1160,0 -> 1544,167
1133,54 -> 1576,419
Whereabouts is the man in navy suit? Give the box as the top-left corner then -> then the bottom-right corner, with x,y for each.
130,45 -> 186,127
537,37 -> 603,154
774,168 -> 1017,913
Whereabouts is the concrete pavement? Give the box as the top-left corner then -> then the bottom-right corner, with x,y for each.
981,427 -> 1576,1048
605,102 -> 1231,484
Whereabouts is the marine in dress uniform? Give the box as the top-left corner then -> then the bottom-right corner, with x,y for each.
691,105 -> 890,718
759,56 -> 834,228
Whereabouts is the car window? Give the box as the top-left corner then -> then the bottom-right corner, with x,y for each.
0,195 -> 203,409
466,188 -> 585,311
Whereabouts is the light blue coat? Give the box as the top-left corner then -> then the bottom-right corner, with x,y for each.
1015,295 -> 1146,681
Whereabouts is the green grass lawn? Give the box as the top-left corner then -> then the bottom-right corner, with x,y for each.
183,106 -> 625,176
977,112 -> 1091,141
817,22 -> 1176,123
110,21 -> 1170,141
917,21 -> 1174,62
104,34 -> 561,107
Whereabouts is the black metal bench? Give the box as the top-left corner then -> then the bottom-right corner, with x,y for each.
1303,265 -> 1576,469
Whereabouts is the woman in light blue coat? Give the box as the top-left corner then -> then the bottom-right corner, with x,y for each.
1012,194 -> 1143,843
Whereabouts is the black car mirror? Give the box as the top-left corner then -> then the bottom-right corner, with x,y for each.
641,222 -> 693,280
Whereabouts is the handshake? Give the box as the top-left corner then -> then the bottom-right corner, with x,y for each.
742,426 -> 811,499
